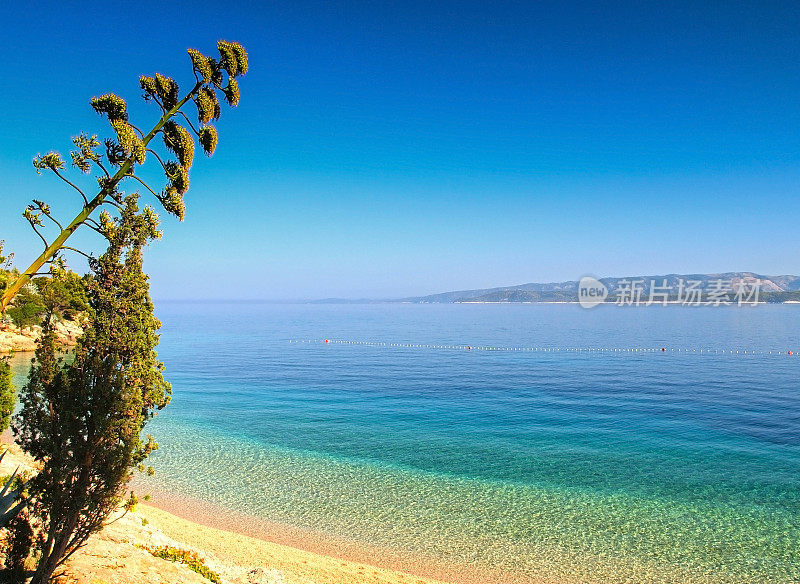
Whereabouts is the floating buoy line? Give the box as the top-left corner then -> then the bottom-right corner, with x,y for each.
288,339 -> 799,357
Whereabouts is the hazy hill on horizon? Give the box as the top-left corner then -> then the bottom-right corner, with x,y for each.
399,272 -> 800,303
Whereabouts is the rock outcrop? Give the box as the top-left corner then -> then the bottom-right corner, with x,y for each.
0,319 -> 83,353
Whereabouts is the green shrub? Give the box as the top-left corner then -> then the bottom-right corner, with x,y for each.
3,271 -> 89,328
144,545 -> 222,584
0,470 -> 29,494
6,285 -> 45,328
2,509 -> 38,581
35,273 -> 89,321
0,359 -> 14,433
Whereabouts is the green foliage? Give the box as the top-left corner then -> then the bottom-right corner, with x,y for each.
155,74 -> 180,109
0,360 -> 15,433
14,194 -> 171,584
3,510 -> 37,580
198,126 -> 218,156
6,285 -> 45,328
145,546 -> 222,584
217,41 -> 239,77
103,138 -> 127,167
36,271 -> 89,321
162,121 -> 194,169
3,40 -> 249,583
2,40 -> 249,312
125,492 -> 139,513
164,160 -> 190,194
110,119 -> 146,164
228,42 -> 248,75
759,290 -> 800,303
217,41 -> 248,77
0,266 -> 13,304
139,75 -> 159,100
90,94 -> 128,121
195,89 -> 215,124
200,86 -> 221,120
0,241 -> 14,273
159,187 -> 185,221
0,453 -> 28,529
70,133 -> 101,173
0,470 -> 30,495
4,271 -> 88,328
31,152 -> 65,174
223,78 -> 240,107
188,49 -> 212,82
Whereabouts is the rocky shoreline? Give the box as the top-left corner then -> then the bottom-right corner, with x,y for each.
0,319 -> 83,353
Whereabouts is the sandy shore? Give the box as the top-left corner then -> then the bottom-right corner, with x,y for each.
0,442 -> 469,584
133,484 -> 527,584
63,502 -> 456,584
135,504 -> 456,584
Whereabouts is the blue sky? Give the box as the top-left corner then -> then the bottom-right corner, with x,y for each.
1,1 -> 799,299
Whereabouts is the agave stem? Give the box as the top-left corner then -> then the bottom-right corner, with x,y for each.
0,81 -> 202,312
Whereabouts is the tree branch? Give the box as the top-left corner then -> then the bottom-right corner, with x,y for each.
95,160 -> 111,178
29,223 -> 51,249
82,223 -> 104,236
2,78 -> 204,311
52,169 -> 89,206
61,246 -> 92,260
123,174 -> 161,200
145,148 -> 169,173
41,210 -> 64,230
129,123 -> 145,139
176,111 -> 199,135
100,199 -> 124,212
150,93 -> 165,112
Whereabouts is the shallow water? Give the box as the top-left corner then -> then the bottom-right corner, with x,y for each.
10,304 -> 800,582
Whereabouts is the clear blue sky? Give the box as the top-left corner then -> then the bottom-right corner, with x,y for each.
1,1 -> 799,300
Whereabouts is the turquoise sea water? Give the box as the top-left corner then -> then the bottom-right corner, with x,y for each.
11,303 -> 800,582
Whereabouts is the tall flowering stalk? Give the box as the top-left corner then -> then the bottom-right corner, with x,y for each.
3,42 -> 249,583
1,41 -> 248,311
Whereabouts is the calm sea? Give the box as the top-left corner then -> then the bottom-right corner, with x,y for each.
9,303 -> 800,582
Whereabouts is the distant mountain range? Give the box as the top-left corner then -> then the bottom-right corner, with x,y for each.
398,273 -> 800,303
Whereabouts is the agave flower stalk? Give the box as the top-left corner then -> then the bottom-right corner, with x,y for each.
1,41 -> 248,311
